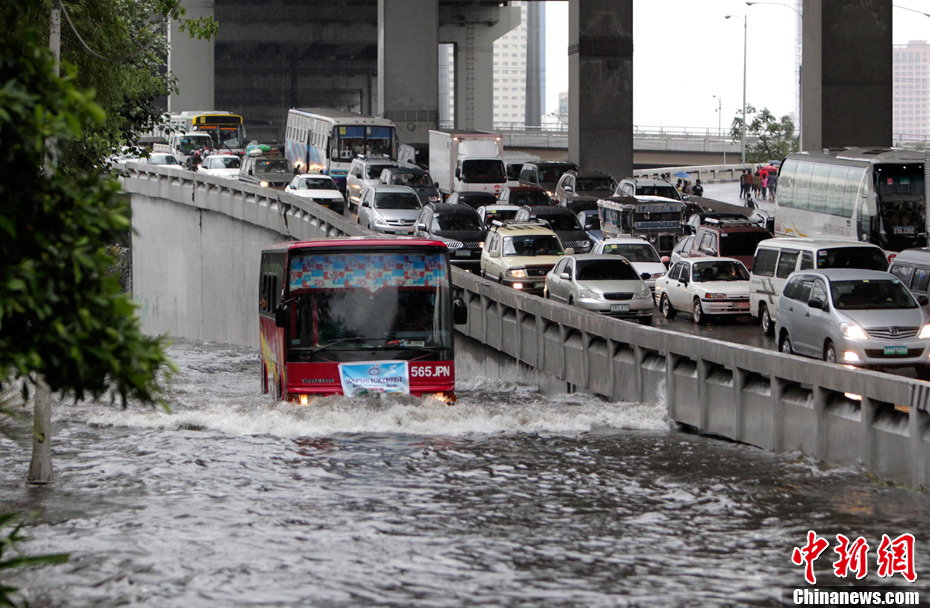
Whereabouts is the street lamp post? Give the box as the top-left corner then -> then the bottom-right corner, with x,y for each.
746,1 -> 803,151
713,94 -> 726,165
725,14 -> 747,164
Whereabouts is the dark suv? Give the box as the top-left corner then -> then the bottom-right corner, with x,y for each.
518,161 -> 580,198
555,170 -> 616,206
513,205 -> 592,254
413,203 -> 487,269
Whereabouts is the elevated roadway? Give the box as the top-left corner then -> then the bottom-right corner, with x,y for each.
119,165 -> 930,490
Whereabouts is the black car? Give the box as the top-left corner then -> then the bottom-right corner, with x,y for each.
413,203 -> 487,269
446,191 -> 498,210
513,205 -> 593,254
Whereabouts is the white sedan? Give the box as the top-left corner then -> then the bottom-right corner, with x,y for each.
285,174 -> 346,215
655,257 -> 751,324
198,154 -> 241,179
592,237 -> 668,293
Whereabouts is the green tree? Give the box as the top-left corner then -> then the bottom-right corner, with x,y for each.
729,104 -> 799,163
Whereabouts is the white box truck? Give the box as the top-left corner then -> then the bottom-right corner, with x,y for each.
429,130 -> 507,198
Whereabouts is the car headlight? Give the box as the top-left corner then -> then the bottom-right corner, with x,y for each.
650,272 -> 665,280
507,268 -> 527,278
703,293 -> 727,300
635,286 -> 651,299
259,180 -> 269,188
577,288 -> 598,299
580,240 -> 591,250
445,240 -> 463,249
919,324 -> 930,339
429,195 -> 441,203
840,322 -> 868,340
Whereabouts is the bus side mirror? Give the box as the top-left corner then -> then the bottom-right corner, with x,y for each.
274,303 -> 288,328
453,297 -> 468,325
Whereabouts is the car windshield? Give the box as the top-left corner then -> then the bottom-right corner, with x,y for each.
504,235 -> 563,256
538,165 -> 575,182
637,185 -> 681,200
458,193 -> 497,209
575,259 -> 640,281
256,159 -> 288,173
462,160 -> 506,182
218,156 -> 240,168
540,214 -> 582,232
511,191 -> 551,205
392,172 -> 432,187
816,247 -> 888,271
721,231 -> 771,256
150,155 -> 178,165
483,209 -> 518,224
577,177 -> 614,191
376,193 -> 422,210
830,279 -> 917,310
436,213 -> 482,231
602,244 -> 660,263
366,165 -> 394,179
299,177 -> 337,190
693,261 -> 749,282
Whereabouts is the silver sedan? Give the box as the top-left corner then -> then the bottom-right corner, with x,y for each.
544,254 -> 654,325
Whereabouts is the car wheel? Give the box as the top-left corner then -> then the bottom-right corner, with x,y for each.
498,274 -> 505,284
760,304 -> 775,336
692,298 -> 704,324
915,365 -> 930,381
779,332 -> 793,355
660,294 -> 676,319
824,341 -> 837,363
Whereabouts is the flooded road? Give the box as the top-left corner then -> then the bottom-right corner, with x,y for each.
2,339 -> 928,607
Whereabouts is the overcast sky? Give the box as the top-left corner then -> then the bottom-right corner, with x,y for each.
544,0 -> 930,131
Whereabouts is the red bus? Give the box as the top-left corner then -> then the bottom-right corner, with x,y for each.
259,237 -> 466,404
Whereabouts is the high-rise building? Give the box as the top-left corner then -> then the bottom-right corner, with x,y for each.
893,41 -> 930,144
438,1 -> 545,129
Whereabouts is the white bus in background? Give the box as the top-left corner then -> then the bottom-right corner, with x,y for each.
774,148 -> 926,256
284,108 -> 398,193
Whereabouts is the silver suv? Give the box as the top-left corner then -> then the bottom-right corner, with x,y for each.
346,156 -> 398,214
356,184 -> 422,235
775,269 -> 930,378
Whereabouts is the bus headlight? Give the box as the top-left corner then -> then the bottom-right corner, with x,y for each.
840,322 -> 868,340
920,324 -> 930,339
507,268 -> 527,278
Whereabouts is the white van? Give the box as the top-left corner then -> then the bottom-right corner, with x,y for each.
749,238 -> 888,335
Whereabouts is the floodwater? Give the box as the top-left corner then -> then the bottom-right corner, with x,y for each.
1,339 -> 928,607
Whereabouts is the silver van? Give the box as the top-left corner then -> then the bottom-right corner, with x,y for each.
749,238 -> 887,335
888,248 -> 930,315
774,269 -> 930,378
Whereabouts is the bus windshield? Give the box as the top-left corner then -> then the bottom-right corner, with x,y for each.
287,252 -> 452,354
336,125 -> 396,160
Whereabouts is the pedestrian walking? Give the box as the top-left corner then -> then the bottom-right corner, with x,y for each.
752,171 -> 762,200
768,173 -> 778,200
692,179 -> 704,197
761,173 -> 768,199
739,170 -> 750,199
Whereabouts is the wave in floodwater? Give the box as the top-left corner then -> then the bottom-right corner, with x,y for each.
67,339 -> 671,438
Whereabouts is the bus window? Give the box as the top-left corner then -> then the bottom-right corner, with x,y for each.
825,166 -> 850,217
778,158 -> 797,205
809,164 -> 829,214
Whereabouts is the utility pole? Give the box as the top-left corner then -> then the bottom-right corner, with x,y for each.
29,0 -> 61,485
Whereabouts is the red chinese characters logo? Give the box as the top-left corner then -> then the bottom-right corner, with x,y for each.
792,532 -> 917,584
792,531 -> 830,585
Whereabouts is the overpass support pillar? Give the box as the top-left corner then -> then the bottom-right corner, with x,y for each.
568,0 -> 633,179
801,0 -> 892,150
168,0 -> 215,112
440,6 -> 520,131
378,0 -> 439,145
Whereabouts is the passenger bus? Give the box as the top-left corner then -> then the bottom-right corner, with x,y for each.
259,237 -> 465,404
774,148 -> 926,255
598,195 -> 688,256
169,111 -> 246,155
284,108 -> 398,192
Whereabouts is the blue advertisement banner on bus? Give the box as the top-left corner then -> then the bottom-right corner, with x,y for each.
339,361 -> 410,396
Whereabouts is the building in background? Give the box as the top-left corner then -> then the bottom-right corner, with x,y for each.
893,40 -> 930,145
439,1 -> 545,129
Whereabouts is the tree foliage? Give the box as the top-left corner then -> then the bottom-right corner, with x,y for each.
0,0 -> 187,406
729,104 -> 799,163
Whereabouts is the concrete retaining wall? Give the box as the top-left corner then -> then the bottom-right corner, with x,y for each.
121,166 -> 930,489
